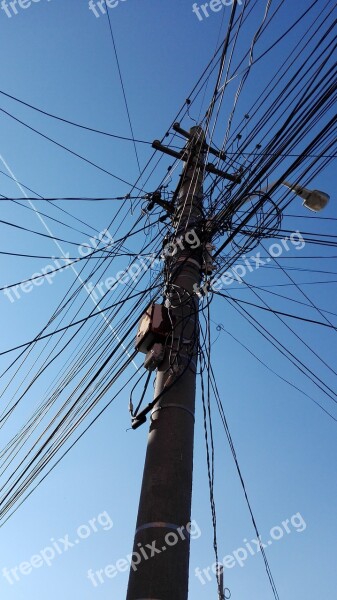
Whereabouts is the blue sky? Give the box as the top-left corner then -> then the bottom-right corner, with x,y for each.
0,1 -> 336,599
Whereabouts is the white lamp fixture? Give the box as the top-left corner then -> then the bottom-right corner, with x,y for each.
282,180 -> 330,212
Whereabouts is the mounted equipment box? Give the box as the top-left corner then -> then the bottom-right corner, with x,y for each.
135,304 -> 172,354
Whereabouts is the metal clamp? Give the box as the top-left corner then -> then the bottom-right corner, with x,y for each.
136,522 -> 189,535
151,403 -> 195,422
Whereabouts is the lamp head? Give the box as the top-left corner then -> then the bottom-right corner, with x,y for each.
281,181 -> 330,212
302,190 -> 330,212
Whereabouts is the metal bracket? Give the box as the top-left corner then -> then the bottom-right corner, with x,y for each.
151,404 -> 195,422
152,139 -> 241,183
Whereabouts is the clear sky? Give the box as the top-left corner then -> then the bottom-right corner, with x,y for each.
0,1 -> 336,599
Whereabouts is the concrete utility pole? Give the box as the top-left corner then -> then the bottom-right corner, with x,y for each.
127,126 -> 206,600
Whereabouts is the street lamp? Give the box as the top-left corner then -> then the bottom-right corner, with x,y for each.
253,179 -> 330,212
236,179 -> 330,213
207,178 -> 331,237
281,180 -> 330,212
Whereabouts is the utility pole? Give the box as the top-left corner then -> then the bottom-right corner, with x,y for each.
127,126 -> 205,600
127,125 -> 239,600
125,116 -> 330,599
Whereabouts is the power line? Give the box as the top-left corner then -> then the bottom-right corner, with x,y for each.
104,2 -> 143,179
216,291 -> 337,330
0,89 -> 152,145
0,107 -> 146,192
214,322 -> 337,423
